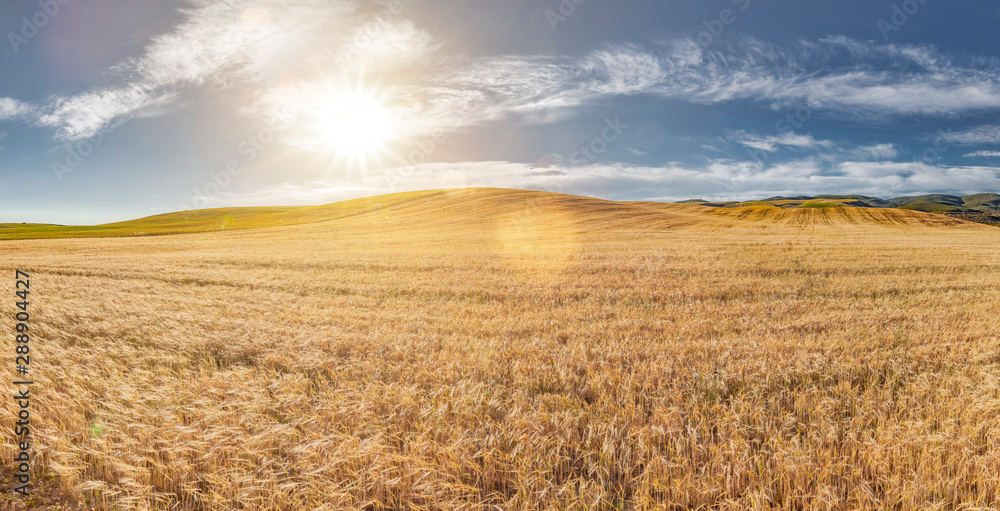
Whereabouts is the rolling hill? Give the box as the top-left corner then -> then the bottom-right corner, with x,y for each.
0,188 -> 989,241
684,193 -> 1000,225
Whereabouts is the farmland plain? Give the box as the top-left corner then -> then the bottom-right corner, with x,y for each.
2,188 -> 1000,510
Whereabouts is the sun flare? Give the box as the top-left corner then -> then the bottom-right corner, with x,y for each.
314,86 -> 397,165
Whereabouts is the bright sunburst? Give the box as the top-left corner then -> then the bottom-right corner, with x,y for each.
313,85 -> 397,168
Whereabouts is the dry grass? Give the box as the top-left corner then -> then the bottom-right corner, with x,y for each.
2,188 -> 1000,510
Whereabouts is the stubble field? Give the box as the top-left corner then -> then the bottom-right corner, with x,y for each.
2,188 -> 1000,510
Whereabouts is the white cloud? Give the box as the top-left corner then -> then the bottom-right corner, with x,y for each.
36,86 -> 177,140
849,143 -> 898,161
942,125 -> 1000,146
964,151 -> 1000,158
726,130 -> 834,153
0,98 -> 31,120
690,37 -> 1000,116
203,158 -> 1000,207
391,37 -> 1000,142
586,45 -> 667,95
720,132 -> 899,163
34,0 -> 361,140
13,6 -> 1000,150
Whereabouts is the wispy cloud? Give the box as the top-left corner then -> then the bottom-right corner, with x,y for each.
0,98 -> 32,120
587,45 -> 668,95
963,150 -> 1000,158
9,2 -> 1000,153
849,143 -> 899,161
682,36 -> 1000,116
418,36 -> 1000,132
726,130 -> 834,153
719,131 -> 898,164
208,158 -> 1000,207
36,86 -> 176,140
352,36 -> 1000,146
31,0 -> 360,140
943,125 -> 1000,146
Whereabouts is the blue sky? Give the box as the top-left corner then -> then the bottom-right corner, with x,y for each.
2,0 -> 1000,223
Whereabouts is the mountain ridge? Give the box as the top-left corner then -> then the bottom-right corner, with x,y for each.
681,193 -> 1000,226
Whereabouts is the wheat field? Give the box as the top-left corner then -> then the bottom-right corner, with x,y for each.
2,188 -> 1000,510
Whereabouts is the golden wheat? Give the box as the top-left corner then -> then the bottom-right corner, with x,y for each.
1,189 -> 999,510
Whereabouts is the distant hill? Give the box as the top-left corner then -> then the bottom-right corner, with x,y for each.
682,193 -> 1000,226
0,188 -> 990,241
0,190 -> 445,240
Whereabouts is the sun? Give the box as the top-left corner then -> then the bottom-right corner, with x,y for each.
314,86 -> 397,166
